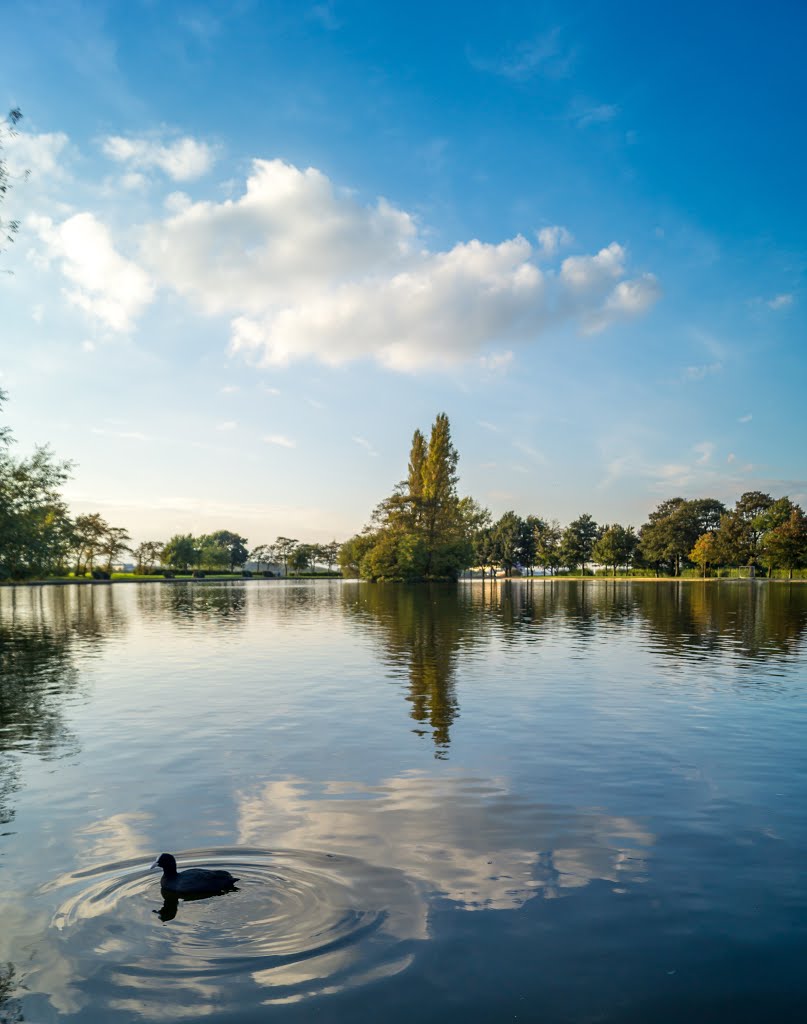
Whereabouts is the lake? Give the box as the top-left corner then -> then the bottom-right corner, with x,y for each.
2,579 -> 807,1023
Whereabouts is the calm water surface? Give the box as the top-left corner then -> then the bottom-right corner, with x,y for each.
1,579 -> 807,1022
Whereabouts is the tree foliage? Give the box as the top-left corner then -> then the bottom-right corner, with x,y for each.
593,524 -> 638,575
346,413 -> 477,581
1,108 -> 24,255
560,513 -> 599,574
638,498 -> 725,575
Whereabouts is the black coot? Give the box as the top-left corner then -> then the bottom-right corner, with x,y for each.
150,852 -> 239,894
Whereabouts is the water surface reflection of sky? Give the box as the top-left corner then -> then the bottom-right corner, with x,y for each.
1,580 -> 807,1022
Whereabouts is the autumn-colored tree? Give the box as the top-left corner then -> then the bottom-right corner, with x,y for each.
689,532 -> 719,578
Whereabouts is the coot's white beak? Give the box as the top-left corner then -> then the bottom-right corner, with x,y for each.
149,859 -> 160,870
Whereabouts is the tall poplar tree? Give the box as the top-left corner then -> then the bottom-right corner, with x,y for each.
352,413 -> 476,580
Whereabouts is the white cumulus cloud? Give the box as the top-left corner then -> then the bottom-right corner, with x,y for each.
33,153 -> 659,370
143,158 -> 418,314
31,212 -> 154,331
101,134 -> 216,181
230,236 -> 545,371
4,130 -> 70,180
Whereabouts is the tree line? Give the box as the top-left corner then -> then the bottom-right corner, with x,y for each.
3,394 -> 806,581
467,492 -> 807,580
340,413 -> 807,581
151,534 -> 340,576
0,389 -> 341,579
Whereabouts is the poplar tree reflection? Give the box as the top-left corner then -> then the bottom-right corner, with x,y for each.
343,584 -> 477,756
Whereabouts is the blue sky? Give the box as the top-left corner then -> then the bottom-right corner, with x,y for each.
1,0 -> 805,544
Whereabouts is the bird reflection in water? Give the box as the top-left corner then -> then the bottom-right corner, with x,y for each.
154,887 -> 240,923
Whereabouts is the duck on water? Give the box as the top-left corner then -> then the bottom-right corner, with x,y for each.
150,853 -> 239,895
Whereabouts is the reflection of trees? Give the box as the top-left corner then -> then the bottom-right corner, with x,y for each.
633,582 -> 807,665
0,585 -> 118,825
469,579 -> 807,668
0,962 -> 23,1024
343,584 -> 483,756
136,581 -> 247,627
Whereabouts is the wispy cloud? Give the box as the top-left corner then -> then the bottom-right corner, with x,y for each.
694,441 -> 714,465
263,434 -> 296,448
216,421 -> 237,431
479,351 -> 514,373
513,440 -> 546,463
738,413 -> 752,423
352,436 -> 379,457
477,420 -> 501,433
767,293 -> 794,310
309,2 -> 340,30
571,102 -> 619,127
536,225 -> 573,258
221,385 -> 240,394
91,427 -> 152,441
683,362 -> 722,381
468,28 -> 575,82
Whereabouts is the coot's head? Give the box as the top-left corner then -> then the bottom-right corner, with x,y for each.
150,853 -> 177,874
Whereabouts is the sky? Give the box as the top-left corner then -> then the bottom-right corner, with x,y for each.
1,0 -> 805,545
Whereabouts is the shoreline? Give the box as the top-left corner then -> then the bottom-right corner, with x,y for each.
1,575 -> 805,588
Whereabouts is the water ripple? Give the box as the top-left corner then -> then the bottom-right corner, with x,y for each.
37,847 -> 423,1017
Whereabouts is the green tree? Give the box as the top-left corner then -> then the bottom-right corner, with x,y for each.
533,518 -> 562,576
274,536 -> 298,576
200,530 -> 249,571
492,511 -> 524,576
320,540 -> 340,572
289,543 -> 316,575
560,514 -> 599,575
761,506 -> 807,579
162,534 -> 198,571
197,534 -> 229,570
100,525 -> 132,572
249,543 -> 274,572
0,390 -> 73,578
69,513 -> 109,575
472,525 -> 498,579
639,498 -> 725,576
593,523 -> 638,575
359,413 -> 474,581
715,491 -> 774,570
520,515 -> 541,574
133,541 -> 163,574
339,532 -> 377,577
